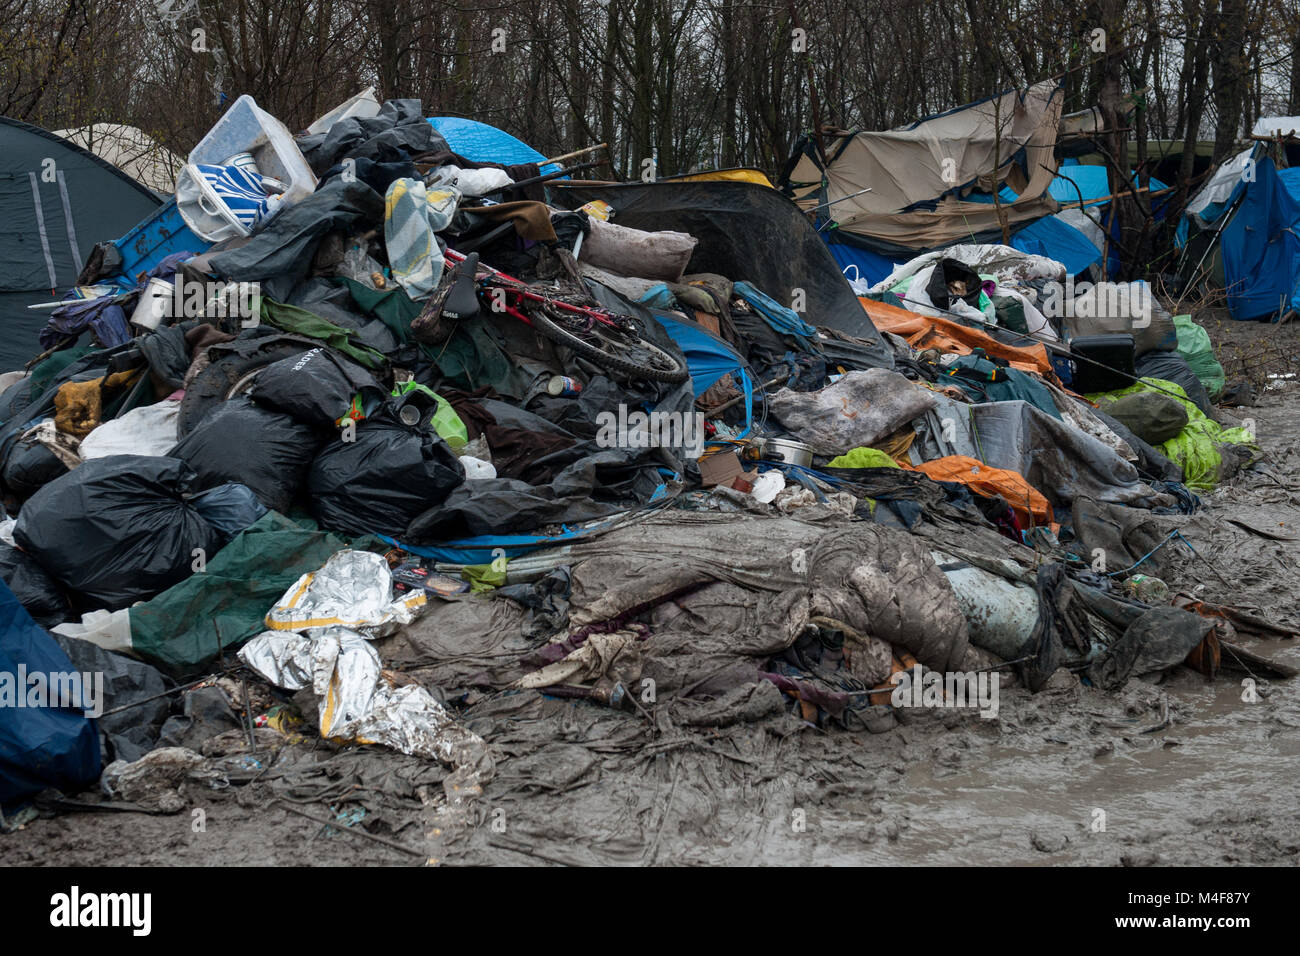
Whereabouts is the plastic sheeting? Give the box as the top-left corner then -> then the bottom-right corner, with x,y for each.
769,368 -> 938,457
1088,379 -> 1257,491
1173,314 -> 1225,400
967,400 -> 1169,509
78,399 -> 180,460
0,579 -> 101,806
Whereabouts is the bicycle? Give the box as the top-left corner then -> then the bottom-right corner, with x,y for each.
411,247 -> 689,384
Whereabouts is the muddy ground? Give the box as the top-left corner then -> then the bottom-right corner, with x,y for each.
3,312 -> 1298,867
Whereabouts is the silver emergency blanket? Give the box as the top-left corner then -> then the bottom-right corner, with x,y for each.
769,368 -> 939,456
244,549 -> 491,788
240,625 -> 492,780
264,549 -> 425,636
969,400 -> 1170,509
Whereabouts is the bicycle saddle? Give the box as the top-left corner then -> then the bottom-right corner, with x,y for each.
440,252 -> 481,322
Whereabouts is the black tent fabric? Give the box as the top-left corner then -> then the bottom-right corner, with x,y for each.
0,117 -> 161,372
547,181 -> 895,368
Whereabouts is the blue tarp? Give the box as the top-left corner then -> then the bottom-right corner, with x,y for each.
1221,158 -> 1300,320
826,217 -> 1102,287
1011,215 -> 1103,276
826,240 -> 902,288
652,312 -> 748,396
1,578 -> 101,808
1049,165 -> 1111,205
427,118 -> 559,174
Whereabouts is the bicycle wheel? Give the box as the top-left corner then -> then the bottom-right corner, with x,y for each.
528,306 -> 689,383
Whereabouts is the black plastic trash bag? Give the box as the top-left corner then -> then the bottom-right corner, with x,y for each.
2,434 -> 69,500
189,482 -> 269,540
0,540 -> 71,629
170,396 -> 324,514
249,346 -> 386,428
13,455 -> 225,611
307,407 -> 464,538
1134,349 -> 1216,418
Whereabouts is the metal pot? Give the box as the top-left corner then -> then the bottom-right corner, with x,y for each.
764,438 -> 814,467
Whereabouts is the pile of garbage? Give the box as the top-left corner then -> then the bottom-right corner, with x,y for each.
0,93 -> 1290,821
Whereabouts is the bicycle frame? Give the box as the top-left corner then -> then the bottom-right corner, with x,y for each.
443,247 -> 625,332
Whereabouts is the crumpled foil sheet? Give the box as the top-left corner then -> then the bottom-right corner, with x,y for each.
264,549 -> 425,637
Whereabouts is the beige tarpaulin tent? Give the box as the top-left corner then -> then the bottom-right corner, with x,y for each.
781,81 -> 1064,253
53,124 -> 182,194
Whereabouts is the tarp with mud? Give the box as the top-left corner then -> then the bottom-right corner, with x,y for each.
380,511 -> 970,702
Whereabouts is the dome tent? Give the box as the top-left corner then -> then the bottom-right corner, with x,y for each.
0,117 -> 162,371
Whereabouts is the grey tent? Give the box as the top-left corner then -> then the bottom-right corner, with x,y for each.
0,117 -> 161,371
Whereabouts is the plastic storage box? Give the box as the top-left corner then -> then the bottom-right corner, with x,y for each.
111,198 -> 211,285
188,95 -> 317,207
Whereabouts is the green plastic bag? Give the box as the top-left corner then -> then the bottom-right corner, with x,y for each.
828,447 -> 900,469
1088,378 -> 1256,490
1173,314 -> 1225,400
391,380 -> 468,451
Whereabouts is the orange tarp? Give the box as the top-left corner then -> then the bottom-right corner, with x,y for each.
859,297 -> 1055,379
909,454 -> 1054,530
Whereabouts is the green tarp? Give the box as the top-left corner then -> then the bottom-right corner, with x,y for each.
260,298 -> 387,369
129,511 -> 353,678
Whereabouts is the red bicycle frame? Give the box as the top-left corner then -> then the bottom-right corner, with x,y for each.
443,247 -> 626,332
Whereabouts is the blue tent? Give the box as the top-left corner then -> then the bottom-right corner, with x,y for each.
1221,157 -> 1300,320
427,118 -> 559,174
1,578 -> 101,808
